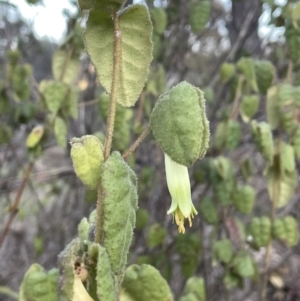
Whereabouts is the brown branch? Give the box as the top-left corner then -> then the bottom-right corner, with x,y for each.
122,124 -> 151,159
209,8 -> 258,89
77,98 -> 99,107
0,162 -> 34,247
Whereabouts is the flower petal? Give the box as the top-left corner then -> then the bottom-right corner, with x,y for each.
165,153 -> 192,218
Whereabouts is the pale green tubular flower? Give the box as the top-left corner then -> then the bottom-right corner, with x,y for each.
165,153 -> 198,233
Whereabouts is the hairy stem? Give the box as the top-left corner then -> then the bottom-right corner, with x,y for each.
0,163 -> 33,247
104,13 -> 121,160
94,13 -> 121,244
123,124 -> 151,159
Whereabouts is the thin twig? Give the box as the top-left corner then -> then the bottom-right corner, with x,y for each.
0,162 -> 33,247
122,125 -> 151,159
78,98 -> 99,107
209,8 -> 258,89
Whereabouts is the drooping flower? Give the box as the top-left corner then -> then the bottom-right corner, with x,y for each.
164,153 -> 198,233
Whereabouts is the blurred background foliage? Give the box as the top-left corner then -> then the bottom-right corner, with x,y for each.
1,0 -> 300,300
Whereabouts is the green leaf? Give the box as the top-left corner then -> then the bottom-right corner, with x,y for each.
232,185 -> 255,215
95,244 -> 118,301
237,57 -> 258,92
233,253 -> 255,278
26,125 -> 44,148
285,24 -> 300,63
146,223 -> 166,248
213,239 -> 233,264
213,156 -> 234,180
188,1 -> 211,34
0,124 -> 12,144
280,142 -> 295,174
219,62 -> 235,84
150,81 -> 210,166
78,0 -> 126,12
291,126 -> 300,159
267,167 -> 297,208
273,216 -> 299,247
54,117 -> 67,148
101,152 -> 138,275
84,4 -> 153,107
135,208 -> 149,230
251,120 -> 274,163
254,60 -> 274,95
52,49 -> 81,85
19,264 -> 58,301
150,8 -> 167,34
57,238 -> 82,301
266,85 -> 280,129
182,277 -> 206,301
78,217 -> 89,241
179,293 -> 198,301
240,95 -> 259,122
70,135 -> 104,189
249,216 -> 271,248
223,272 -> 243,290
215,120 -> 240,151
121,264 -> 173,301
39,80 -> 70,114
12,64 -> 32,101
145,64 -> 167,96
199,197 -> 218,225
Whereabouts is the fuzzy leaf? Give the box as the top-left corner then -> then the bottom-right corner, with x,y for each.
121,264 -> 173,301
240,95 -> 259,122
233,253 -> 255,278
150,81 -> 210,166
84,4 -> 153,107
249,216 -> 271,248
19,264 -> 58,301
237,57 -> 258,92
213,239 -> 233,264
219,62 -> 235,83
26,125 -> 44,148
95,244 -> 118,301
146,223 -> 166,248
188,0 -> 211,34
254,60 -> 274,95
70,135 -> 104,189
267,167 -> 297,208
101,152 -> 138,275
232,185 -> 255,214
251,121 -> 274,163
150,8 -> 167,34
39,80 -> 70,114
199,197 -> 218,225
54,117 -> 67,148
52,49 -> 81,85
266,85 -> 281,129
273,216 -> 299,247
58,238 -> 82,301
182,277 -> 205,301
